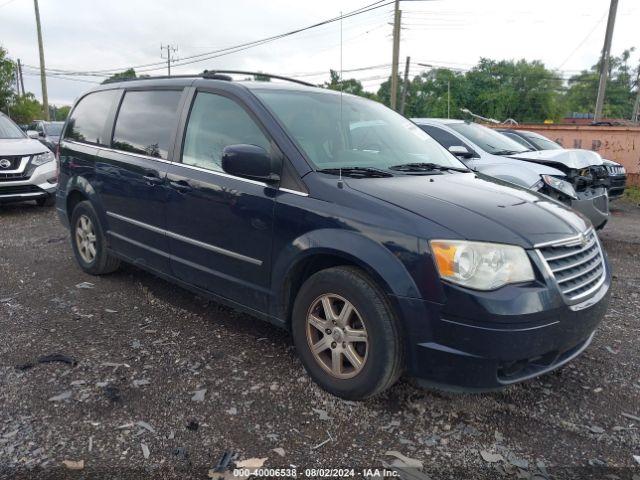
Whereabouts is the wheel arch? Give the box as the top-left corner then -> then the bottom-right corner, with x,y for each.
271,229 -> 420,327
64,176 -> 104,223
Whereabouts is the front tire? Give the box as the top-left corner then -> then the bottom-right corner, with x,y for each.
70,200 -> 120,275
292,266 -> 403,400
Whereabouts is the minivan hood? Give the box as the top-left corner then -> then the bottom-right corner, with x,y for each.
0,138 -> 49,156
346,172 -> 590,247
509,149 -> 603,169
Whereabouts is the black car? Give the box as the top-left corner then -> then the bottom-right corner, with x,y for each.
27,120 -> 64,152
55,72 -> 610,399
498,128 -> 627,200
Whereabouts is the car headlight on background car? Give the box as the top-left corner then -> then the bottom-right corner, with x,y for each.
430,240 -> 535,290
32,151 -> 55,166
540,174 -> 577,199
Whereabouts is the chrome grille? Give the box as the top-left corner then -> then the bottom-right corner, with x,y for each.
538,230 -> 605,302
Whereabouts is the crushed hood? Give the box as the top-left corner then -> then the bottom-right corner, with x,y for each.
509,149 -> 603,170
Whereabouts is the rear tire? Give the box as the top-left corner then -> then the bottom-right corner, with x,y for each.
70,200 -> 120,275
291,266 -> 403,400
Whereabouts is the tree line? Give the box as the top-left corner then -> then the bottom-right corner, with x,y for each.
0,46 -> 69,124
1,44 -> 638,125
327,49 -> 639,123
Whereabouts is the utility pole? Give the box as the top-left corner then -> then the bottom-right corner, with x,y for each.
632,64 -> 640,123
161,44 -> 178,76
399,56 -> 410,115
33,0 -> 49,120
14,62 -> 21,96
447,79 -> 451,119
390,0 -> 401,111
17,59 -> 25,96
594,0 -> 618,122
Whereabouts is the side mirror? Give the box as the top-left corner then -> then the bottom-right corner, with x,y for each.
27,130 -> 39,139
221,144 -> 280,184
39,131 -> 46,137
448,145 -> 473,158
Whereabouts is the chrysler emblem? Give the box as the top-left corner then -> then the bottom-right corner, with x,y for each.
579,234 -> 588,247
0,159 -> 11,169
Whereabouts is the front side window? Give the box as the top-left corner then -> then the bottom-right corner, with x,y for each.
182,92 -> 271,172
501,131 -> 535,149
254,89 -> 463,171
0,115 -> 26,139
65,90 -> 119,145
448,122 -> 530,155
112,90 -> 182,159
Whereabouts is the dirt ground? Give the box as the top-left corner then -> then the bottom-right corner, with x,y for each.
1,199 -> 639,480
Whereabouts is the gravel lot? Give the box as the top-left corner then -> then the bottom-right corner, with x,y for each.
1,199 -> 639,479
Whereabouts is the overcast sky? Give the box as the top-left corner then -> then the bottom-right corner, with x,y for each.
1,0 -> 639,106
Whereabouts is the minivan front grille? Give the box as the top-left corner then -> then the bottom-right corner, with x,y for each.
538,230 -> 605,302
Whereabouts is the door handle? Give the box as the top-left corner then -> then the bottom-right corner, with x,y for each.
143,170 -> 162,185
169,179 -> 193,193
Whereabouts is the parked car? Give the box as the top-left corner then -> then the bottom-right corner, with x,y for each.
27,120 -> 65,152
497,128 -> 627,200
0,112 -> 57,206
413,119 -> 610,229
56,74 -> 610,399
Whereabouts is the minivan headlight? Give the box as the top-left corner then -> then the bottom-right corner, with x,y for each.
430,240 -> 535,290
32,151 -> 55,166
541,174 -> 577,199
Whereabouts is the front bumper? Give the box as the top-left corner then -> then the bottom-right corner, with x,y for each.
607,174 -> 626,200
393,250 -> 611,391
567,187 -> 609,229
0,161 -> 57,203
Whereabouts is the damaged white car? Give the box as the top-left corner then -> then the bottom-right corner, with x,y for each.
413,119 -> 610,229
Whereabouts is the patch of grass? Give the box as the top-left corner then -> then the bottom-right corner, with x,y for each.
623,185 -> 640,203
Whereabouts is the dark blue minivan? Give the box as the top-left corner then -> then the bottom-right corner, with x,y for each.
56,73 -> 610,399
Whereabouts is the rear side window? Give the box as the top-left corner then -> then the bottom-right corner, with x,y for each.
182,92 -> 271,172
112,90 -> 182,159
65,90 -> 119,145
420,124 -> 469,150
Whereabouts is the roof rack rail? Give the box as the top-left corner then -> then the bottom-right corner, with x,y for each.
100,71 -> 318,88
201,70 -> 317,87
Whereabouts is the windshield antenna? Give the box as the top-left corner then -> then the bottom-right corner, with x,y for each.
338,9 -> 344,189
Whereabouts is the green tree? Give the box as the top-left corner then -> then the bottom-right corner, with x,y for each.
0,46 -> 16,114
53,105 -> 71,120
565,49 -> 637,118
10,93 -> 42,124
102,68 -> 138,84
325,70 -> 377,99
404,68 -> 468,119
463,58 -> 564,122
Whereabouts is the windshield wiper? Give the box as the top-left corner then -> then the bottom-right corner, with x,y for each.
389,162 -> 469,173
316,167 -> 393,178
493,149 -> 528,156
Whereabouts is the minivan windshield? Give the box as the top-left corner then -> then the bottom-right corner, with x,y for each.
0,115 -> 26,139
254,89 -> 465,172
449,122 -> 530,155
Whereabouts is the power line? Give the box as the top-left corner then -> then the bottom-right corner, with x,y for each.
24,0 -> 393,76
0,0 -> 20,9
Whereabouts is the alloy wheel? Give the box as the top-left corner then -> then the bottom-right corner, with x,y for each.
305,294 -> 369,379
75,214 -> 97,264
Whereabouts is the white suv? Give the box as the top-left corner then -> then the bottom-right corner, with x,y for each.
0,112 -> 57,206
